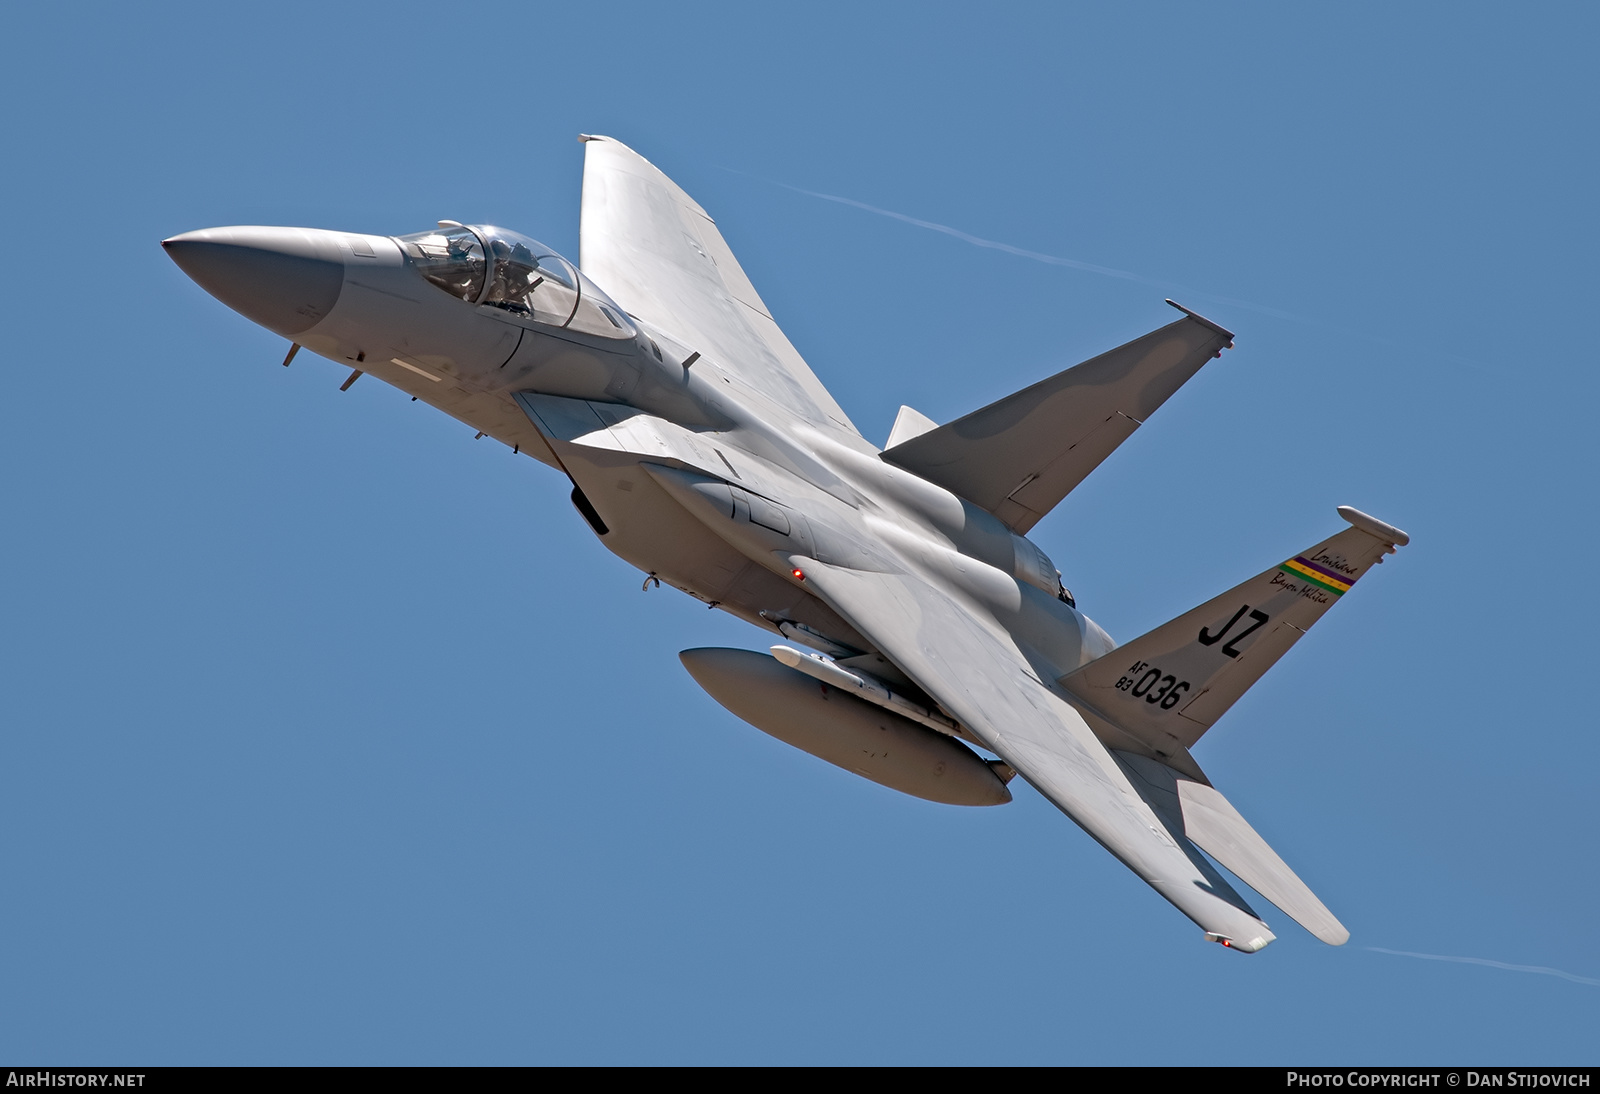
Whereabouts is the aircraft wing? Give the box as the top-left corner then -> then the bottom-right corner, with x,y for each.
577,135 -> 861,437
793,556 -> 1279,950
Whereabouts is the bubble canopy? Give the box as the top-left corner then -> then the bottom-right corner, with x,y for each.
398,224 -> 635,339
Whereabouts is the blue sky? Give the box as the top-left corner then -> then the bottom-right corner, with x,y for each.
2,1 -> 1596,1064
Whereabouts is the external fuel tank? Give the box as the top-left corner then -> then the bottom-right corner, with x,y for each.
679,647 -> 1012,807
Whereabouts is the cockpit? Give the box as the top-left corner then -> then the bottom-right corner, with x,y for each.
398,224 -> 635,340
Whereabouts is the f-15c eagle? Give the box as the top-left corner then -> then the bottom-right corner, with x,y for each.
164,136 -> 1407,952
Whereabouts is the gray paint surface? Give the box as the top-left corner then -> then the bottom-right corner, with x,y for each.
164,136 -> 1409,953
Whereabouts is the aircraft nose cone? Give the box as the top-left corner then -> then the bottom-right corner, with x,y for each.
163,226 -> 346,337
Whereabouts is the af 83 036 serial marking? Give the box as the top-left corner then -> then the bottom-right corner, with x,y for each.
1115,661 -> 1192,710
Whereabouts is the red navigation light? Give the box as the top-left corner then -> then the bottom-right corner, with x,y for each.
791,568 -> 805,581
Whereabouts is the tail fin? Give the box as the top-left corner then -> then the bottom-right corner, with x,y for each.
1061,506 -> 1409,758
882,302 -> 1233,533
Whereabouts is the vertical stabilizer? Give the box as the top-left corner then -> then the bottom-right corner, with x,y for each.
1061,508 -> 1409,755
881,305 -> 1233,531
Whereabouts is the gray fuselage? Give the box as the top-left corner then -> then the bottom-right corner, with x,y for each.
164,222 -> 1113,724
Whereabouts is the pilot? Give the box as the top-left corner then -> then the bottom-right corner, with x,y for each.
437,233 -> 483,298
483,238 -> 540,314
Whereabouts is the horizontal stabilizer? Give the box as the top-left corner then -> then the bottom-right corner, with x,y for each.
1062,507 -> 1409,755
881,304 -> 1233,532
1117,752 -> 1348,944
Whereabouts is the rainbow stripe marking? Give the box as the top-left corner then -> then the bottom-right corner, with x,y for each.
1278,556 -> 1357,595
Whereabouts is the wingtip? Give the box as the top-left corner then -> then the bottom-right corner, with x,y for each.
1166,299 -> 1236,344
1206,929 -> 1275,953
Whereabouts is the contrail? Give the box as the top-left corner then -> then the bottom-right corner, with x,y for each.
721,166 -> 1502,373
722,167 -> 1306,322
1367,947 -> 1600,987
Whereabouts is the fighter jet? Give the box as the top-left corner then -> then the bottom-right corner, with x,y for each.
164,135 -> 1407,952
